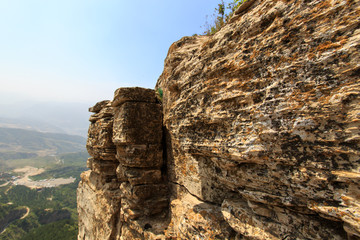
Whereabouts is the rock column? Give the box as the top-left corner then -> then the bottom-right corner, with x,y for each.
78,88 -> 168,240
112,88 -> 168,239
78,100 -> 122,240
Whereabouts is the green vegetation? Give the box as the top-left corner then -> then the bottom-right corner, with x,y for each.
203,0 -> 246,35
0,126 -> 88,239
1,183 -> 78,209
29,166 -> 86,181
0,127 -> 86,157
1,155 -> 58,171
0,181 -> 80,240
0,151 -> 86,239
20,219 -> 78,240
0,152 -> 88,173
156,88 -> 163,102
29,152 -> 88,181
0,152 -> 37,161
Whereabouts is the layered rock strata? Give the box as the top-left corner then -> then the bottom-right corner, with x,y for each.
78,0 -> 360,239
156,0 -> 360,238
78,88 -> 168,240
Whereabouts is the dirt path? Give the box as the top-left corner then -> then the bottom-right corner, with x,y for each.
0,206 -> 30,235
5,186 -> 12,194
20,207 -> 30,220
0,182 -> 9,187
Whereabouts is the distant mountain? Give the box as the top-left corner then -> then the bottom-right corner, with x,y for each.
0,101 -> 91,137
0,127 -> 86,158
0,117 -> 66,134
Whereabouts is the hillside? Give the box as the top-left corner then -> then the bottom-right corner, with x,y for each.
0,182 -> 80,240
0,117 -> 65,135
0,151 -> 88,239
0,126 -> 88,239
0,101 -> 91,137
0,127 -> 86,159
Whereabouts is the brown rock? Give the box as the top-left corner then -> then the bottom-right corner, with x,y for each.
221,198 -> 346,240
77,171 -> 121,240
86,103 -> 116,161
112,102 -> 162,145
112,87 -> 157,107
79,87 -> 167,240
78,0 -> 360,239
120,182 -> 168,201
89,100 -> 110,113
116,144 -> 163,168
116,166 -> 162,186
89,158 -> 118,178
156,0 -> 360,238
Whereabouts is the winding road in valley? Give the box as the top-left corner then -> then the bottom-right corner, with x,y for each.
0,206 -> 30,235
20,207 -> 30,220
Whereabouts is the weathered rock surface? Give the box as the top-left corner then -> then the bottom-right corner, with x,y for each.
157,0 -> 360,239
78,0 -> 360,239
77,171 -> 121,240
78,88 -> 168,240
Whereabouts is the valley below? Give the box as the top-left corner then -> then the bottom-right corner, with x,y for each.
0,127 -> 88,240
12,166 -> 75,189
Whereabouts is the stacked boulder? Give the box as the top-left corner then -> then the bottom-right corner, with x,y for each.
87,100 -> 118,180
112,88 -> 168,239
78,87 -> 168,240
78,100 -> 122,240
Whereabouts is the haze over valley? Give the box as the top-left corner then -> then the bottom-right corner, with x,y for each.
0,119 -> 88,239
0,101 -> 92,137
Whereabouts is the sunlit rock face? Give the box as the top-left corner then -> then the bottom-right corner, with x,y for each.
157,0 -> 360,239
78,88 -> 167,240
78,0 -> 360,239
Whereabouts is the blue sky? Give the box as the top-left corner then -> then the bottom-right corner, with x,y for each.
0,0 -> 223,104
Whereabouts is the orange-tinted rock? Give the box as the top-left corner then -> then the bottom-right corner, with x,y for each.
78,0 -> 360,239
157,0 -> 360,239
112,87 -> 157,107
116,144 -> 163,168
78,87 -> 167,240
112,102 -> 162,145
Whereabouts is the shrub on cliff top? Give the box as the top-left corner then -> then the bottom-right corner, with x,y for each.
203,0 -> 246,35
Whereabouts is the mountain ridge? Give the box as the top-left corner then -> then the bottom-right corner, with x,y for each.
0,127 -> 86,158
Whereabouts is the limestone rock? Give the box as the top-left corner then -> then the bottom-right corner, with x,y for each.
77,171 -> 121,240
112,87 -> 157,107
116,144 -> 163,168
89,100 -> 110,113
117,166 -> 162,185
88,158 -> 118,178
78,0 -> 360,239
86,102 -> 116,161
78,87 -> 168,240
112,102 -> 162,145
156,0 -> 360,239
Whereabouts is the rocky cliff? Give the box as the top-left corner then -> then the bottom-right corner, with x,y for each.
78,0 -> 360,239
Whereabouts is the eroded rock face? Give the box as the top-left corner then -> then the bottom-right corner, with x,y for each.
78,88 -> 168,240
78,0 -> 360,239
157,0 -> 360,239
77,171 -> 121,240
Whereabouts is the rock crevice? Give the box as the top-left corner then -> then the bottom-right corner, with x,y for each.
78,0 -> 360,239
77,88 -> 169,240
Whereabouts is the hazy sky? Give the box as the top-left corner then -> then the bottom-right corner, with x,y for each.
0,0 -> 222,104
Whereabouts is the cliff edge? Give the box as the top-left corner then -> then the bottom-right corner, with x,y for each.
78,0 -> 360,239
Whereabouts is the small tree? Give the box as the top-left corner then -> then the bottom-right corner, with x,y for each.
203,0 -> 247,35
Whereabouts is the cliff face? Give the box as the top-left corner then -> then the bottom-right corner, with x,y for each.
78,0 -> 360,239
77,90 -> 168,240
